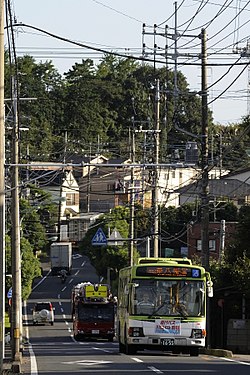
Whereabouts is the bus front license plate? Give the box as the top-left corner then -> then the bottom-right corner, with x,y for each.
161,338 -> 174,346
92,330 -> 99,334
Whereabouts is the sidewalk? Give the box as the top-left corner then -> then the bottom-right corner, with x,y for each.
3,343 -> 31,374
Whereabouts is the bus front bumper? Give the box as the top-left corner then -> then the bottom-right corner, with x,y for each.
127,336 -> 205,348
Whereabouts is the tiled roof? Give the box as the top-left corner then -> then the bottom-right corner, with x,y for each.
177,178 -> 250,198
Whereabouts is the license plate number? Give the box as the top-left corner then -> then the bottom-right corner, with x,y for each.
161,338 -> 174,346
92,330 -> 99,334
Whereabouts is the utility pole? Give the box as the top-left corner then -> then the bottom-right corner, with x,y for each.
0,0 -> 5,371
153,80 -> 160,257
200,28 -> 209,271
129,124 -> 135,266
10,77 -> 22,364
200,28 -> 210,350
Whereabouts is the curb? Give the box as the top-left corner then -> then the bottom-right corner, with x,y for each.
201,348 -> 233,358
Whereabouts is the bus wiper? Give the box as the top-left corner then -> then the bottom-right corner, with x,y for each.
148,302 -> 189,319
148,299 -> 170,318
175,303 -> 188,317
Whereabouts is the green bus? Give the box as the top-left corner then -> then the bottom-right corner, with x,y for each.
117,257 -> 213,356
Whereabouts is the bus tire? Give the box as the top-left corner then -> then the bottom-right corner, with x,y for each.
119,341 -> 125,353
74,334 -> 80,341
124,334 -> 137,355
190,347 -> 199,356
125,343 -> 137,355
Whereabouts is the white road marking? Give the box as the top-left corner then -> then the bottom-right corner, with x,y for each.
93,346 -> 113,353
62,359 -> 112,366
220,357 -> 250,366
132,357 -> 143,362
29,344 -> 38,375
148,366 -> 164,374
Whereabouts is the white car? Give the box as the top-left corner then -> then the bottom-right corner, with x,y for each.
32,301 -> 55,326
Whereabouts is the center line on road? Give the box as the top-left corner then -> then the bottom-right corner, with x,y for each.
148,366 -> 163,374
93,346 -> 113,353
132,357 -> 143,362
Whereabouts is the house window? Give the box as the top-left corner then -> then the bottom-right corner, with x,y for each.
209,239 -> 216,252
107,183 -> 114,192
238,198 -> 245,205
196,239 -> 202,251
172,170 -> 175,179
196,239 -> 216,252
66,193 -> 76,205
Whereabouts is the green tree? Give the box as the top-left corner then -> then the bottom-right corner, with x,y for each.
5,235 -> 41,301
5,54 -> 63,162
20,198 -> 48,253
79,206 -> 130,281
231,254 -> 250,298
226,205 -> 250,263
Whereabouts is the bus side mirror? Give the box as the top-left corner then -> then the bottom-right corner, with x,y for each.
207,280 -> 213,297
207,286 -> 213,298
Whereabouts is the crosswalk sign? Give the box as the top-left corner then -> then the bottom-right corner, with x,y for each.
91,228 -> 107,246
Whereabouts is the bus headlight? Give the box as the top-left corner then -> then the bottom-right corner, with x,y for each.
128,327 -> 144,337
190,329 -> 206,339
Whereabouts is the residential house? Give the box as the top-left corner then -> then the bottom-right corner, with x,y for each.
177,178 -> 250,259
65,154 -> 109,179
26,164 -> 80,241
221,167 -> 250,185
187,221 -> 237,260
78,158 -> 152,212
177,178 -> 250,208
68,212 -> 102,243
153,165 -> 227,208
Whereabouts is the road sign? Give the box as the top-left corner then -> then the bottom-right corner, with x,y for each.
91,228 -> 107,246
7,287 -> 12,299
107,228 -> 124,246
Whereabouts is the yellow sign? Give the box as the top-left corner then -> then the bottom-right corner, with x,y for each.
85,284 -> 108,298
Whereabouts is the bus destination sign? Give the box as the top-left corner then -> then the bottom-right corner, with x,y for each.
136,266 -> 201,278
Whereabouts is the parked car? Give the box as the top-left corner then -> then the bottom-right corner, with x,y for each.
32,301 -> 55,325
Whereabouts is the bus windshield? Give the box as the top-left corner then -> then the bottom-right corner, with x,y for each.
132,279 -> 205,317
77,304 -> 114,322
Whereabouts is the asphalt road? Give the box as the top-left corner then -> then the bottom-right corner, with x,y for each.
17,253 -> 250,375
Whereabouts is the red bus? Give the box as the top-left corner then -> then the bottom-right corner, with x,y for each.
72,282 -> 116,342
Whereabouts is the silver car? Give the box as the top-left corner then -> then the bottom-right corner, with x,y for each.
32,302 -> 55,326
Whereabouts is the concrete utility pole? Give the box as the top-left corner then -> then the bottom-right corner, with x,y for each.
153,80 -> 160,257
10,77 -> 22,364
200,28 -> 211,350
129,124 -> 135,266
0,0 -> 5,371
200,29 -> 209,271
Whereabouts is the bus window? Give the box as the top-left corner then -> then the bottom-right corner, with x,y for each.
131,279 -> 205,317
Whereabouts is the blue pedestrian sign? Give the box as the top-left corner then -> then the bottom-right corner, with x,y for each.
91,228 -> 107,246
7,287 -> 12,299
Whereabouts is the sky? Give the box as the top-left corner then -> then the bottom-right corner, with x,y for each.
8,0 -> 250,125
